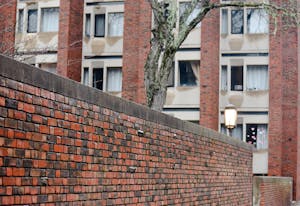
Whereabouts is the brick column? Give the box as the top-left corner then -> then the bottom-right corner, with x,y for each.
268,0 -> 300,200
57,0 -> 83,82
122,0 -> 152,105
0,0 -> 17,56
199,5 -> 220,130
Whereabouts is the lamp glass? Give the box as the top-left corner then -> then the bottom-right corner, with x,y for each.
224,106 -> 237,129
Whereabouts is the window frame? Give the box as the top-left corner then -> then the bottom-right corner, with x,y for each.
94,14 -> 106,38
40,7 -> 60,32
27,9 -> 38,33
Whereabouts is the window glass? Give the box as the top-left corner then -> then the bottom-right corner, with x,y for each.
41,8 -> 59,32
221,124 -> 243,140
27,9 -> 38,33
40,63 -> 57,74
83,67 -> 89,86
18,9 -> 24,33
179,2 -> 201,27
95,14 -> 105,37
179,61 -> 199,86
231,9 -> 244,34
221,9 -> 228,34
93,68 -> 103,90
167,62 -> 175,87
107,67 -> 122,92
85,14 -> 91,37
246,124 -> 268,149
247,9 -> 268,34
246,65 -> 268,91
108,13 -> 124,37
221,65 -> 228,91
231,66 -> 243,91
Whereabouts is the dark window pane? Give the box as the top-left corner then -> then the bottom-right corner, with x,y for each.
18,9 -> 24,33
28,9 -> 38,33
231,66 -> 243,91
246,124 -> 268,149
85,14 -> 91,37
179,61 -> 199,86
95,14 -> 105,37
231,10 -> 243,34
93,68 -> 103,90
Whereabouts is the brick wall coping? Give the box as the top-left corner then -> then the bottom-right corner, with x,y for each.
0,54 -> 253,151
254,176 -> 293,184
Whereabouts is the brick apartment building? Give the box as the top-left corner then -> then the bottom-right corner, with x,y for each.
0,0 -> 299,201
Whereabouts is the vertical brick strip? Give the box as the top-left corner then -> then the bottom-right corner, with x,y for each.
0,0 -> 17,56
57,0 -> 83,82
200,4 -> 220,130
122,0 -> 151,105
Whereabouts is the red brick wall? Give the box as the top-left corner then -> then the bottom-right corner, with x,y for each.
200,3 -> 220,131
253,176 -> 292,206
0,0 -> 17,56
122,0 -> 152,105
57,0 -> 83,82
0,54 -> 253,205
268,0 -> 300,200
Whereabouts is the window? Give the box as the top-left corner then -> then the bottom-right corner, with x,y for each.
167,63 -> 175,87
179,61 -> 199,86
179,2 -> 201,27
231,66 -> 243,91
246,65 -> 268,91
85,14 -> 91,37
246,124 -> 268,149
41,8 -> 59,32
221,124 -> 243,140
108,13 -> 124,37
221,9 -> 228,34
107,67 -> 122,92
40,63 -> 56,74
18,9 -> 24,33
95,14 -> 105,37
231,9 -> 244,34
221,65 -> 228,91
83,67 -> 89,86
247,9 -> 268,34
93,68 -> 103,90
27,9 -> 38,33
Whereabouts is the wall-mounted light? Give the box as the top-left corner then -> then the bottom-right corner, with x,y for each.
224,104 -> 237,136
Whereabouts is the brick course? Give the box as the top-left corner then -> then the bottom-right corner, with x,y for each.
0,54 -> 253,205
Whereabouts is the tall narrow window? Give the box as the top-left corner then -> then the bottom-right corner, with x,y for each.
247,9 -> 268,34
83,67 -> 89,86
221,65 -> 228,91
18,9 -> 24,33
85,14 -> 91,37
41,8 -> 59,32
221,9 -> 228,34
108,13 -> 124,37
179,2 -> 201,27
231,10 -> 244,34
231,66 -> 243,91
167,62 -> 175,87
27,9 -> 38,33
93,68 -> 103,90
246,65 -> 268,91
95,14 -> 105,37
246,124 -> 268,149
179,61 -> 199,86
107,67 -> 122,92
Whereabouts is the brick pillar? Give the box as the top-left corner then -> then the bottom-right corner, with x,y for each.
57,0 -> 83,82
122,0 -> 152,105
199,5 -> 220,130
0,0 -> 17,56
269,0 -> 300,200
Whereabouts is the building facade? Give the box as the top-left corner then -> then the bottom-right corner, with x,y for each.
1,0 -> 300,201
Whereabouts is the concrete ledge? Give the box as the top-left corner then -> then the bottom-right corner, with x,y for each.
0,54 -> 253,151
